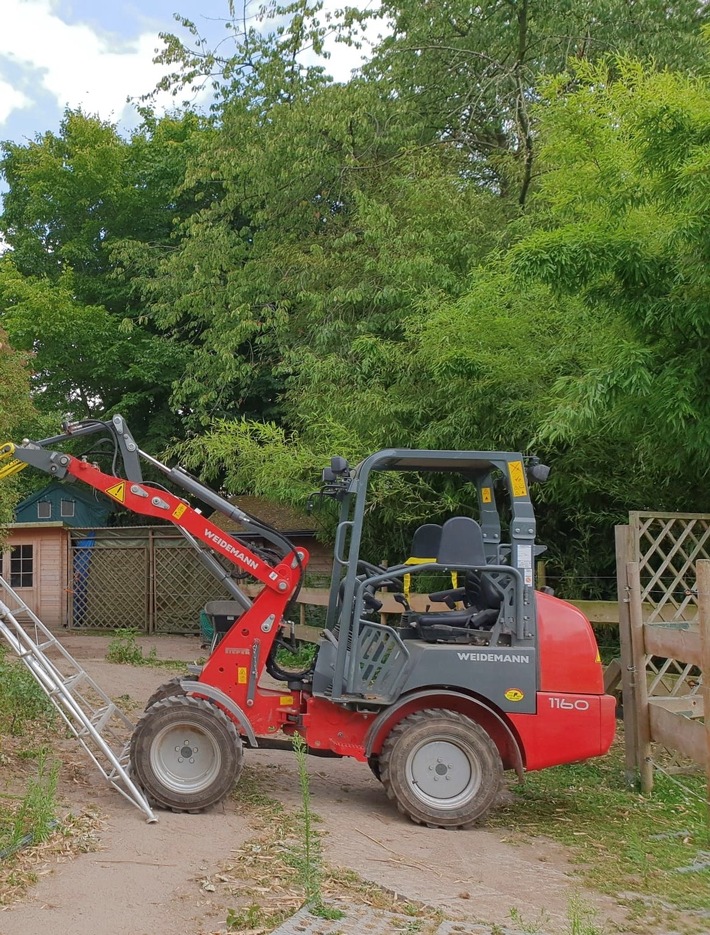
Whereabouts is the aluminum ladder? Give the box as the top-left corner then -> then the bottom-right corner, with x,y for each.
0,574 -> 156,822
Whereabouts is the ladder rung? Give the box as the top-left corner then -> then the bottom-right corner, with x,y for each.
36,638 -> 58,652
62,671 -> 86,690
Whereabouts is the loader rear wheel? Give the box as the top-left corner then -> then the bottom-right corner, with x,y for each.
130,695 -> 243,812
379,709 -> 502,829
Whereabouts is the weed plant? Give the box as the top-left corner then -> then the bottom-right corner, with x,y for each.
275,641 -> 318,672
292,733 -> 343,920
106,628 -> 158,666
0,749 -> 59,856
0,645 -> 54,736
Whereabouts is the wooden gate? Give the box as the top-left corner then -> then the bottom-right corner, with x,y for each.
616,513 -> 709,795
69,527 -> 233,633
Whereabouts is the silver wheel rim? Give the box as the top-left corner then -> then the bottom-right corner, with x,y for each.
150,720 -> 222,794
406,738 -> 480,810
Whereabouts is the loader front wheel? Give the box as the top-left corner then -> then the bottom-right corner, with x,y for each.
379,709 -> 502,829
130,695 -> 243,812
144,675 -> 197,711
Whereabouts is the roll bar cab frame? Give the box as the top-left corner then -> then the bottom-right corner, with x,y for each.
321,450 -> 544,702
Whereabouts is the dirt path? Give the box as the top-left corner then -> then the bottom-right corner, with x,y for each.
0,634 -> 626,935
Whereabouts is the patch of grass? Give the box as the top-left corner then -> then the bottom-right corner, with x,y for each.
106,628 -> 155,666
509,898 -> 608,935
0,811 -> 101,905
0,646 -> 54,736
491,737 -> 709,932
567,896 -> 607,935
105,628 -> 189,671
226,901 -> 286,931
0,749 -> 59,856
0,652 -> 101,908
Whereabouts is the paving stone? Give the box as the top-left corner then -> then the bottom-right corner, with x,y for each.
434,921 -> 528,935
270,903 -> 411,935
271,903 -> 534,935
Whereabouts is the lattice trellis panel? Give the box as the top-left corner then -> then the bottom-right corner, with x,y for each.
631,512 -> 710,625
626,513 -> 707,778
153,542 -> 234,633
68,528 -> 235,633
70,540 -> 148,630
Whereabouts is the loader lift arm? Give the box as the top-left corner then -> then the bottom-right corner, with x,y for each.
1,414 -> 306,605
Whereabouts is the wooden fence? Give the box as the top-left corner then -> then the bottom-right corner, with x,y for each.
616,514 -> 708,798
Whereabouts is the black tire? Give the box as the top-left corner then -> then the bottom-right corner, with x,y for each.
144,675 -> 197,711
367,755 -> 381,782
379,709 -> 502,829
130,695 -> 243,812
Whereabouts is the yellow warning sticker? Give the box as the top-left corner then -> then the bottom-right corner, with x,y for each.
237,667 -> 247,684
508,461 -> 528,498
105,482 -> 126,503
279,696 -> 295,706
172,503 -> 187,519
481,487 -> 493,504
595,650 -> 601,664
504,688 -> 525,702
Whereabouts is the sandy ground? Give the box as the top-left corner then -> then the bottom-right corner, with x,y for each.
0,633 -> 627,935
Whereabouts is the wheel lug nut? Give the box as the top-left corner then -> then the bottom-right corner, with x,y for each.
178,757 -> 183,763
190,758 -> 195,764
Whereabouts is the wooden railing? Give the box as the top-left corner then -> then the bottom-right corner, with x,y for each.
616,515 -> 708,798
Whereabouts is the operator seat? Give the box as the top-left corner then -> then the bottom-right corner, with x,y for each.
409,516 -> 504,635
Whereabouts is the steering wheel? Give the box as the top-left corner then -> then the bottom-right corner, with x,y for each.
356,560 -> 399,591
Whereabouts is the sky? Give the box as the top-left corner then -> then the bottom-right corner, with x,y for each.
0,0 -> 375,148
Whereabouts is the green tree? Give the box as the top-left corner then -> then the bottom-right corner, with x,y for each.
0,330 -> 35,529
357,0 -> 708,204
146,2 -> 710,590
511,53 -> 710,490
0,259 -> 185,444
0,109 -> 201,444
139,3 -> 500,428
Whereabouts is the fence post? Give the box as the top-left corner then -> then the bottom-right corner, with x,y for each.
626,560 -> 653,792
615,524 -> 639,787
147,527 -> 155,634
696,560 -> 710,817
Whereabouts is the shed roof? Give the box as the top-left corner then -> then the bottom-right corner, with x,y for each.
209,495 -> 315,535
14,480 -> 115,528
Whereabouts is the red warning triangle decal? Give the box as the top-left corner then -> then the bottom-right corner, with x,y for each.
105,482 -> 126,503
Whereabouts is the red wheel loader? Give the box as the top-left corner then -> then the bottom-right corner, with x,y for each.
1,415 -> 615,827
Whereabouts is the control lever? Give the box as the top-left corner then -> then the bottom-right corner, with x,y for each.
362,592 -> 383,613
393,593 -> 410,611
428,586 -> 466,609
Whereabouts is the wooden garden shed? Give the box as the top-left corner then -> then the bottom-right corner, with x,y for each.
2,485 -> 328,632
1,481 -> 115,628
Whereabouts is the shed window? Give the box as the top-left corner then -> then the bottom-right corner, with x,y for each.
37,501 -> 52,520
60,500 -> 75,518
10,545 -> 33,588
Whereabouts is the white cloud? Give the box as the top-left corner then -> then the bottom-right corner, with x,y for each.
0,0 -> 175,125
0,77 -> 30,125
0,0 -> 388,132
321,0 -> 388,81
